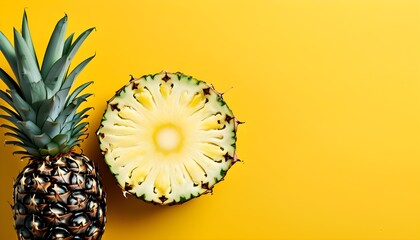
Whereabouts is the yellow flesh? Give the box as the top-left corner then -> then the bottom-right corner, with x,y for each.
99,72 -> 236,204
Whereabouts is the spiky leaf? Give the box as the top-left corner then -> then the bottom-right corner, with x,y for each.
21,10 -> 39,68
40,15 -> 67,78
9,89 -> 36,121
63,33 -> 74,55
14,28 -> 44,104
42,120 -> 61,138
66,81 -> 93,105
0,32 -> 18,78
51,134 -> 68,145
0,90 -> 14,109
36,96 -> 61,126
0,12 -> 95,158
44,56 -> 68,98
32,133 -> 52,148
0,68 -> 20,94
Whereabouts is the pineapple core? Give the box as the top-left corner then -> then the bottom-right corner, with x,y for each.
154,124 -> 183,153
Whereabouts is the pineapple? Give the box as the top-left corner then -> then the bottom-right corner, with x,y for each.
0,12 -> 106,239
98,71 -> 240,205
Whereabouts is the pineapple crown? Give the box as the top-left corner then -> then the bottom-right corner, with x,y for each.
0,11 -> 95,159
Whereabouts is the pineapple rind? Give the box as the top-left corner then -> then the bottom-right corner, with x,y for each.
99,72 -> 238,205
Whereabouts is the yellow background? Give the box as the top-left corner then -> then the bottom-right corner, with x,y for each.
1,0 -> 420,239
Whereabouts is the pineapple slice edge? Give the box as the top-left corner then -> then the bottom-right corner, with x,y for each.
98,71 -> 241,205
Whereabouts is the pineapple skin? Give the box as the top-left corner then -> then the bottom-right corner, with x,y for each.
13,153 -> 106,240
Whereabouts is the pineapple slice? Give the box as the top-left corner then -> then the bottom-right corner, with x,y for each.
98,72 -> 240,205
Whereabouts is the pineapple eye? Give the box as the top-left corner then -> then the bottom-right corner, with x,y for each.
23,194 -> 44,205
70,172 -> 85,185
85,177 -> 96,190
46,227 -> 70,239
52,166 -> 69,176
47,184 -> 68,195
14,202 -> 27,215
23,175 -> 34,185
17,227 -> 32,239
67,159 -> 80,169
70,212 -> 90,226
97,206 -> 104,219
24,214 -> 43,230
86,224 -> 100,237
35,175 -> 50,184
68,191 -> 87,205
44,203 -> 67,216
86,200 -> 98,211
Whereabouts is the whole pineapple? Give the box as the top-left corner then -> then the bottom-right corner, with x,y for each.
0,12 -> 106,239
98,72 -> 240,205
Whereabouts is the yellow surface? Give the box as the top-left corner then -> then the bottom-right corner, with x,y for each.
0,0 -> 420,239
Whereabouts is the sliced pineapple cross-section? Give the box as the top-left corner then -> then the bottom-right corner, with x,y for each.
98,71 -> 240,205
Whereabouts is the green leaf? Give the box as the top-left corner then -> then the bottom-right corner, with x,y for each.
0,31 -> 18,78
22,10 -> 39,68
55,101 -> 77,124
5,140 -> 25,147
71,122 -> 88,135
56,55 -> 95,102
66,81 -> 93,105
0,106 -> 20,123
60,109 -> 90,134
32,133 -> 52,148
44,56 -> 68,98
0,68 -> 20,94
14,150 -> 41,158
1,123 -> 26,138
14,28 -> 44,103
17,120 -> 42,136
36,96 -> 62,127
63,32 -> 74,56
9,89 -> 36,121
61,55 -> 95,91
28,81 -> 47,108
0,114 -> 20,125
39,148 -> 49,156
71,107 -> 92,127
42,120 -> 61,138
45,27 -> 94,98
5,132 -> 35,148
71,132 -> 86,141
66,137 -> 82,149
61,145 -> 74,153
74,107 -> 92,120
52,134 -> 68,145
45,142 -> 59,156
40,15 -> 67,78
68,28 -> 94,62
51,27 -> 95,99
0,90 -> 14,109
62,93 -> 92,124
70,93 -> 92,107
5,141 -> 40,157
42,120 -> 61,139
